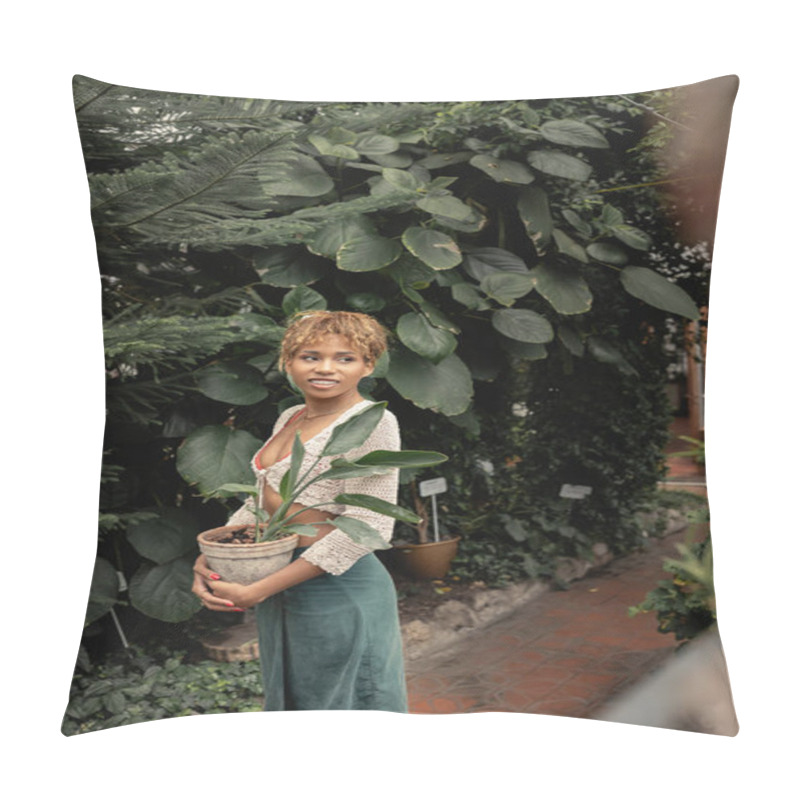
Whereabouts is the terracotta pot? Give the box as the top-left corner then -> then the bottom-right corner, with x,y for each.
392,536 -> 461,580
197,525 -> 299,585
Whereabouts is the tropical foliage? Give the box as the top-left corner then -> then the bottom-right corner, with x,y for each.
73,76 -> 709,635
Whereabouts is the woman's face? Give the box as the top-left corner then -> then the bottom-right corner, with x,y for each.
286,334 -> 373,402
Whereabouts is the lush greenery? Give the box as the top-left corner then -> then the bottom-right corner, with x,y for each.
62,646 -> 263,735
629,509 -> 716,645
73,76 -> 710,641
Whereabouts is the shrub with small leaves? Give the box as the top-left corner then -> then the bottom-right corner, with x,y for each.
62,647 -> 264,735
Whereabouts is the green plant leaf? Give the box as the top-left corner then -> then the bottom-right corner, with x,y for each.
557,324 -> 585,357
587,337 -> 637,375
345,291 -> 387,313
331,516 -> 392,550
287,432 -> 306,496
462,247 -> 528,281
469,154 -> 535,184
527,150 -> 592,181
308,215 -> 377,257
195,363 -> 268,405
85,557 -> 119,626
517,186 -> 553,254
334,493 -> 422,524
214,483 -> 258,496
480,272 -> 534,306
397,312 -> 457,363
320,402 -> 388,457
353,449 -> 448,468
401,227 -> 462,270
355,133 -> 400,157
308,134 -> 359,161
532,264 -> 593,314
255,247 -> 330,286
282,285 -> 327,315
281,524 -> 321,537
416,195 -> 475,221
620,267 -> 700,320
336,235 -> 402,272
319,459 -> 392,481
387,347 -> 473,416
381,167 -> 422,191
259,153 -> 333,197
552,228 -> 588,263
451,282 -> 490,310
127,507 -> 200,565
562,209 -> 593,237
129,557 -> 201,623
177,425 -> 262,495
586,241 -> 629,265
611,224 -> 652,251
539,119 -> 610,149
491,308 -> 554,343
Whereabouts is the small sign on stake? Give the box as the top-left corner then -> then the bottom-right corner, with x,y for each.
559,484 -> 593,500
418,477 -> 448,542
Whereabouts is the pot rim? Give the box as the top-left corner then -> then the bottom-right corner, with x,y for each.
197,525 -> 299,549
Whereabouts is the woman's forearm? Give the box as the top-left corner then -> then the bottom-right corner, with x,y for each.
245,555 -> 326,605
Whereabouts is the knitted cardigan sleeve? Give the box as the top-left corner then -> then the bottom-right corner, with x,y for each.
299,410 -> 401,575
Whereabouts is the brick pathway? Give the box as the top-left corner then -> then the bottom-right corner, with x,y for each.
405,527 -> 693,717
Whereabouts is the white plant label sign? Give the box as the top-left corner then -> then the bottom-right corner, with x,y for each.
419,477 -> 448,497
559,484 -> 593,500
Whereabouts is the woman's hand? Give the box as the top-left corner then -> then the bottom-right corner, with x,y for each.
192,554 -> 250,612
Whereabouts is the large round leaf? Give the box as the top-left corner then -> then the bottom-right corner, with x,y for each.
517,187 -> 553,254
308,133 -> 359,161
231,313 -> 284,345
587,337 -> 637,375
129,557 -> 201,622
260,153 -> 334,197
586,241 -> 629,266
127,507 -> 200,565
282,285 -> 327,315
382,168 -> 422,192
540,119 -> 610,149
480,272 -> 534,307
498,338 -> 548,360
397,312 -> 457,363
451,282 -> 490,311
620,267 -> 700,320
527,150 -> 592,181
308,215 -> 376,257
85,557 -> 119,626
355,134 -> 400,157
462,247 -> 528,281
557,324 -> 585,357
416,195 -> 475,221
195,363 -> 268,405
337,235 -> 402,272
177,425 -> 262,495
611,224 -> 653,251
552,229 -> 588,263
491,308 -> 554,343
401,227 -> 462,270
387,348 -> 473,416
255,247 -> 329,287
346,292 -> 387,313
532,264 -> 593,314
469,154 -> 535,184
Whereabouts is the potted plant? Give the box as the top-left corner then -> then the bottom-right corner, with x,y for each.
197,402 -> 447,584
391,479 -> 461,580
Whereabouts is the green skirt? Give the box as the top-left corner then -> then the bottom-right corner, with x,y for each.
255,548 -> 408,712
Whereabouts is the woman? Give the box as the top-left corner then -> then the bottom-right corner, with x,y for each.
191,310 -> 408,712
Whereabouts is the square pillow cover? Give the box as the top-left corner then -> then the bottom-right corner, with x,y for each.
64,74 -> 738,735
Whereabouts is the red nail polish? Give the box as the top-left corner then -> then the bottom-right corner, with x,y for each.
209,573 -> 221,581
232,608 -> 245,612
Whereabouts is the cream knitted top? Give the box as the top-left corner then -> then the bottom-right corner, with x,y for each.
227,400 -> 401,576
